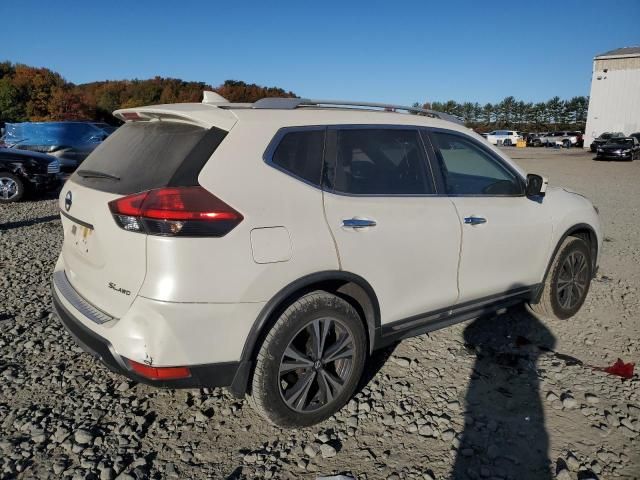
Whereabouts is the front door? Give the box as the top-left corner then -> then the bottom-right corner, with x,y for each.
426,129 -> 552,302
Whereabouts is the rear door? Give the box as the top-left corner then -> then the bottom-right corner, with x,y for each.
425,128 -> 552,302
59,120 -> 226,318
322,126 -> 461,326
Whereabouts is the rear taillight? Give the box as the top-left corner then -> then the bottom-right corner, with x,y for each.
108,186 -> 243,237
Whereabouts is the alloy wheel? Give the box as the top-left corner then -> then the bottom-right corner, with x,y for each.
556,251 -> 589,310
279,317 -> 355,413
0,177 -> 19,200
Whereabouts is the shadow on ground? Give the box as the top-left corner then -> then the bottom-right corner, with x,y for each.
0,214 -> 60,231
452,306 -> 556,480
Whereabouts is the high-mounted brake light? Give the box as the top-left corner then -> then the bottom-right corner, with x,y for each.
121,112 -> 144,121
108,186 -> 243,237
128,359 -> 191,380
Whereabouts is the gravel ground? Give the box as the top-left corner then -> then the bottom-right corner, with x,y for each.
0,147 -> 638,480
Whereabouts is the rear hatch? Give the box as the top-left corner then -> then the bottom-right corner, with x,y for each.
59,117 -> 229,318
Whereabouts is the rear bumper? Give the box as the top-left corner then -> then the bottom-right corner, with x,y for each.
52,286 -> 241,389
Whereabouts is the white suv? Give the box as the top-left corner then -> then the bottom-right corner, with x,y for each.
481,130 -> 522,146
52,96 -> 602,427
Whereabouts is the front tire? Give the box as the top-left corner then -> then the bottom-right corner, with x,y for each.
248,291 -> 367,428
0,173 -> 25,203
529,236 -> 592,320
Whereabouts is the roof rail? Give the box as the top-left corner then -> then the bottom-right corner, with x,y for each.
251,98 -> 464,125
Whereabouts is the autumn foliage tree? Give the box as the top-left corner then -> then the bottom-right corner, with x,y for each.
0,62 -> 296,125
0,61 -> 589,132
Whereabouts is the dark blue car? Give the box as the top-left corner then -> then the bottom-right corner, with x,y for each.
3,122 -> 117,172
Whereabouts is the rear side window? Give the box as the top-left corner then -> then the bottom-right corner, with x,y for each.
330,129 -> 432,195
270,129 -> 325,186
71,122 -> 226,195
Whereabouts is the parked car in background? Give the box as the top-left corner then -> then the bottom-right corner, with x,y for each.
590,132 -> 625,152
538,132 -> 559,146
3,122 -> 116,173
0,147 -> 61,202
52,95 -> 602,428
630,132 -> 640,144
595,137 -> 640,161
566,131 -> 584,148
547,131 -> 584,148
527,133 -> 548,147
481,130 -> 522,146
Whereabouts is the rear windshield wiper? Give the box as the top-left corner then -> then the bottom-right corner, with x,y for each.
76,170 -> 121,181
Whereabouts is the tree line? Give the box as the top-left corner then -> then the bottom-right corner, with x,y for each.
0,61 -> 589,132
0,62 -> 295,124
415,96 -> 589,132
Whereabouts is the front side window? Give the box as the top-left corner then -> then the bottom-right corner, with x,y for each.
430,131 -> 523,196
270,129 -> 325,186
330,128 -> 433,195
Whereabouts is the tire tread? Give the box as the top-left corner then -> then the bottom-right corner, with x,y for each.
247,291 -> 365,428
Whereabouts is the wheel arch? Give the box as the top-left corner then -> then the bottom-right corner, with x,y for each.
0,163 -> 30,184
229,271 -> 381,396
533,223 -> 598,303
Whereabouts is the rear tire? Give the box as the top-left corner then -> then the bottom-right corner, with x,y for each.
247,291 -> 367,428
0,173 -> 25,203
529,236 -> 592,320
503,139 -> 512,147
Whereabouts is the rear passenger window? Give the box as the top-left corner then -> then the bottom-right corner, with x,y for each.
271,130 -> 325,186
330,129 -> 432,195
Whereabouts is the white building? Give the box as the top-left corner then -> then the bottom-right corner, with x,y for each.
584,47 -> 640,148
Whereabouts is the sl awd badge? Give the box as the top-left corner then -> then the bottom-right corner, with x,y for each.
108,282 -> 131,296
64,191 -> 72,211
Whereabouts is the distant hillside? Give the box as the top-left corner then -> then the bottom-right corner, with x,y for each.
0,61 -> 296,124
0,61 -> 588,131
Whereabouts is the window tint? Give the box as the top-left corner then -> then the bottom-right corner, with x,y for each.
271,129 -> 325,186
71,122 -> 225,195
330,129 -> 432,195
431,131 -> 523,196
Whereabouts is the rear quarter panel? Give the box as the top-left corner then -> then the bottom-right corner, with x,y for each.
140,120 -> 340,303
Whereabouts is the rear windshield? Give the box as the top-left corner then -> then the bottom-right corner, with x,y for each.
71,122 -> 225,194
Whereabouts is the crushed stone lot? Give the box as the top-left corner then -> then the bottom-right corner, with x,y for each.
0,147 -> 639,480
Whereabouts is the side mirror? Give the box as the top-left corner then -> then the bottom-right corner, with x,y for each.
526,173 -> 548,197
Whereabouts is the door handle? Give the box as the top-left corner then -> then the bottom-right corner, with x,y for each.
342,218 -> 377,229
464,216 -> 487,225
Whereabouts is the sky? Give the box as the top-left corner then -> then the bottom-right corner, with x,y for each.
2,0 -> 639,105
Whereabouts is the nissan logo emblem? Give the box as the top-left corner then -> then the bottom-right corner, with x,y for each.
64,191 -> 72,211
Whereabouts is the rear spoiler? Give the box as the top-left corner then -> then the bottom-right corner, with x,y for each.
113,103 -> 237,131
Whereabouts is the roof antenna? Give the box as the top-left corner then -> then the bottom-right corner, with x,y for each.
202,91 -> 229,104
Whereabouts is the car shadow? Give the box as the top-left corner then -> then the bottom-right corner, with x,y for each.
355,341 -> 399,394
451,305 -> 556,480
0,214 -> 60,231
